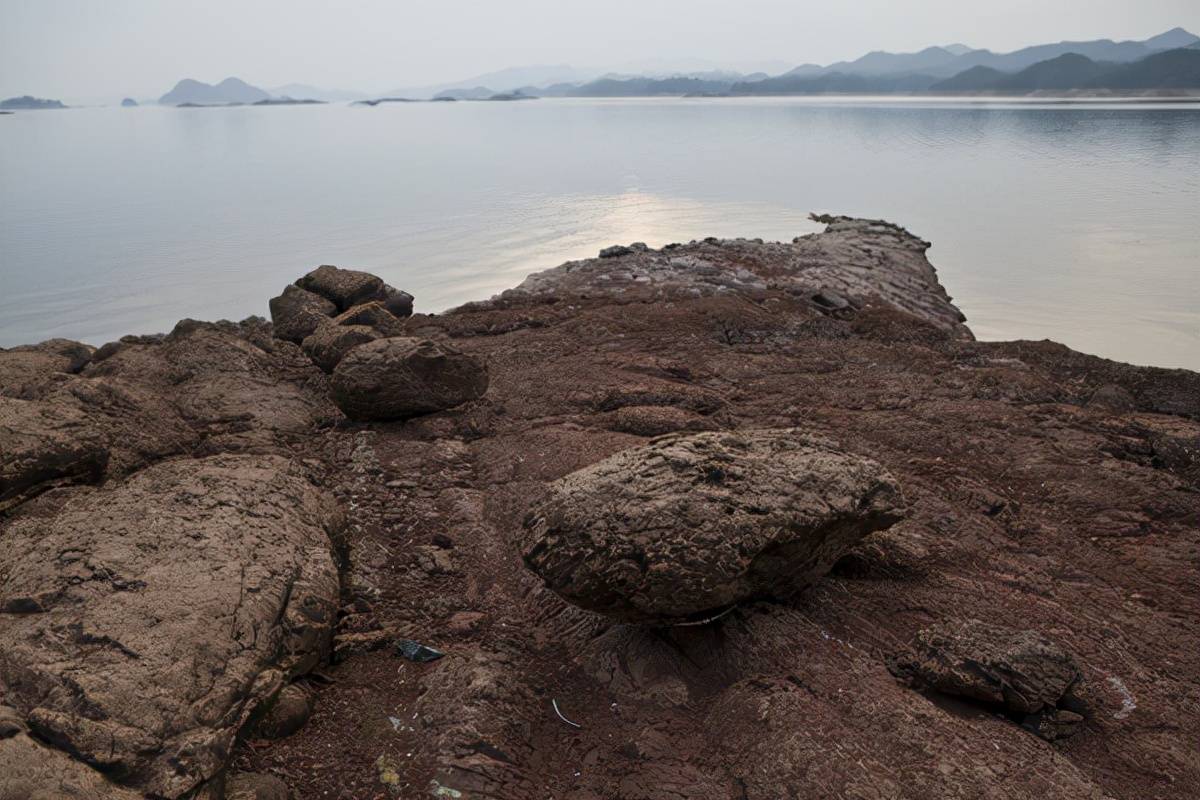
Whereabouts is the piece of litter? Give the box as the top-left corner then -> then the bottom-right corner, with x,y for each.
388,716 -> 402,732
552,698 -> 582,728
395,639 -> 444,662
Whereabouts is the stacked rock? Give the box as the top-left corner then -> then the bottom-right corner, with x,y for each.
269,266 -> 487,420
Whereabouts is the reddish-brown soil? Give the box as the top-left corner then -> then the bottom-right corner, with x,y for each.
234,285 -> 1199,798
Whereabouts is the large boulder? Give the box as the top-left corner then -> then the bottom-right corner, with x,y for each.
330,337 -> 489,421
0,454 -> 343,798
888,619 -> 1085,739
268,284 -> 337,343
522,430 -> 905,623
0,396 -> 108,511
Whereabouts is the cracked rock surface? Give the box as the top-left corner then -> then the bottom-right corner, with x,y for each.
0,454 -> 343,798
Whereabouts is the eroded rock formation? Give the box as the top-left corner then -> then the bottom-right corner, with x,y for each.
2,216 -> 1198,799
522,429 -> 905,623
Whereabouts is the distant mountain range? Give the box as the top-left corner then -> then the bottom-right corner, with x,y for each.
151,27 -> 1200,108
160,78 -> 270,105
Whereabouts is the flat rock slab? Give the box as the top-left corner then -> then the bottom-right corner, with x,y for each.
522,429 -> 905,623
0,454 -> 343,798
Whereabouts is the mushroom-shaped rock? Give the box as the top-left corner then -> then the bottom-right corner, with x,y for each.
888,619 -> 1085,739
330,337 -> 488,421
521,430 -> 905,624
268,285 -> 336,343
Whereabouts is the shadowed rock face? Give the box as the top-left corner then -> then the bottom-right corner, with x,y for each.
0,454 -> 343,798
330,337 -> 489,421
522,429 -> 905,623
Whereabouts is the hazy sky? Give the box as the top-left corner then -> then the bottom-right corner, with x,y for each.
2,0 -> 1198,102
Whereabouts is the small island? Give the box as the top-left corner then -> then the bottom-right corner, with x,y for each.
0,95 -> 66,110
121,98 -> 138,107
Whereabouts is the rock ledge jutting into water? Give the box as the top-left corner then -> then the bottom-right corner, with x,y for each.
2,215 -> 1199,799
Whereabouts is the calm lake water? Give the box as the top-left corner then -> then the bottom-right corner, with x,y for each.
2,98 -> 1198,369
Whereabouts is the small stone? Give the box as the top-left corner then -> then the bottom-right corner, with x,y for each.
253,684 -> 312,740
225,772 -> 291,800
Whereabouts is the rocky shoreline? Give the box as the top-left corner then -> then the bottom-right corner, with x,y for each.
2,216 -> 1198,799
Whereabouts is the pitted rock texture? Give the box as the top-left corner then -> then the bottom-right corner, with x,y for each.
468,215 -> 970,338
522,429 -> 905,623
330,337 -> 489,421
890,619 -> 1084,729
295,265 -> 413,317
0,454 -> 343,798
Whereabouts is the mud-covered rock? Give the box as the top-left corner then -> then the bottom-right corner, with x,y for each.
889,619 -> 1085,739
0,454 -> 343,798
0,396 -> 108,511
269,284 -> 337,343
301,322 -> 383,373
522,429 -> 905,623
330,337 -> 489,421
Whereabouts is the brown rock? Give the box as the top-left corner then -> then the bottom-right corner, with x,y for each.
889,619 -> 1084,739
296,265 -> 385,311
301,322 -> 383,373
0,706 -> 142,800
224,773 -> 291,800
0,396 -> 108,512
0,454 -> 343,798
522,429 -> 905,623
330,337 -> 489,421
269,285 -> 336,343
0,338 -> 93,399
332,301 -> 406,336
252,684 -> 312,740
